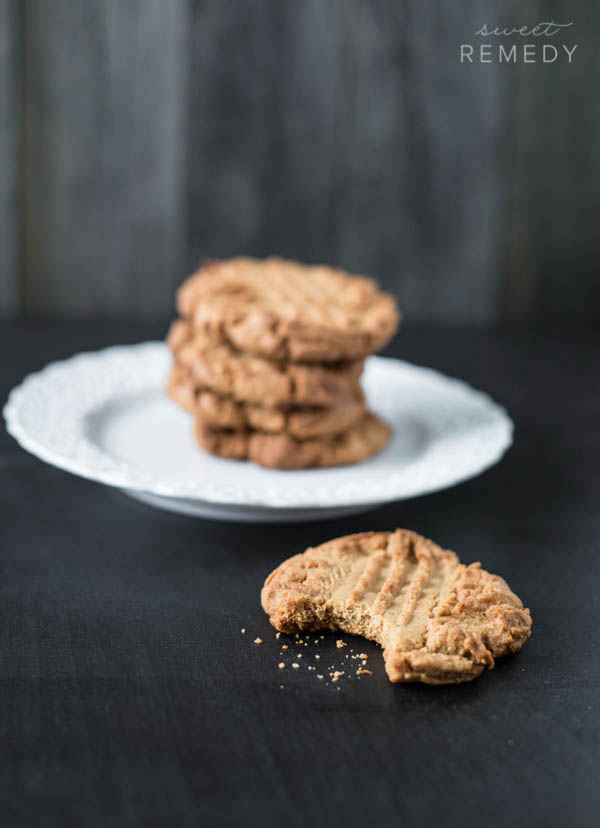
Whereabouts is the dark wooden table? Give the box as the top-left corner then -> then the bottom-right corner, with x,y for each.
1,320 -> 598,828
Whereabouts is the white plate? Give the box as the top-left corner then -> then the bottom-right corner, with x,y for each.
4,343 -> 513,522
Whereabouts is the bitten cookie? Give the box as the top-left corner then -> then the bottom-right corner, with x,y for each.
261,529 -> 532,684
195,412 -> 391,469
176,257 -> 400,363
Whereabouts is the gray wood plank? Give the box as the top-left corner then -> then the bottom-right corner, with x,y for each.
504,2 -> 600,322
188,0 -> 505,323
0,0 -> 19,314
188,0 -> 342,269
23,0 -> 188,316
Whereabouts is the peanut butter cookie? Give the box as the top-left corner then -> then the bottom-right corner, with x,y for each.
195,412 -> 391,469
168,365 -> 366,439
167,320 -> 364,408
176,257 -> 400,363
261,530 -> 532,684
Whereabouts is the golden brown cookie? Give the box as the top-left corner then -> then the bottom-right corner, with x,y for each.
168,365 -> 366,439
167,365 -> 198,414
167,320 -> 364,408
176,257 -> 400,363
195,412 -> 391,469
261,530 -> 532,684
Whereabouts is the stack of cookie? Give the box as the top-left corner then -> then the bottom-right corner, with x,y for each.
166,257 -> 399,469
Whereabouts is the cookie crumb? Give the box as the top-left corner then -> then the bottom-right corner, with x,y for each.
275,632 -> 281,639
278,662 -> 286,669
358,653 -> 368,660
241,628 -> 246,634
356,668 -> 372,676
315,655 -> 320,660
317,674 -> 324,679
281,644 -> 288,650
253,637 -> 262,644
296,653 -> 302,659
336,640 -> 347,649
292,663 -> 300,669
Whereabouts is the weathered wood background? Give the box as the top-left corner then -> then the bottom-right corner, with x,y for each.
2,0 -> 598,322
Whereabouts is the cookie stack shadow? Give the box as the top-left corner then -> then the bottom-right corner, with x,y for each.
166,257 -> 399,469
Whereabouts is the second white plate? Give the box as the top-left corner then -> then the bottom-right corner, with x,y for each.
4,343 -> 513,521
